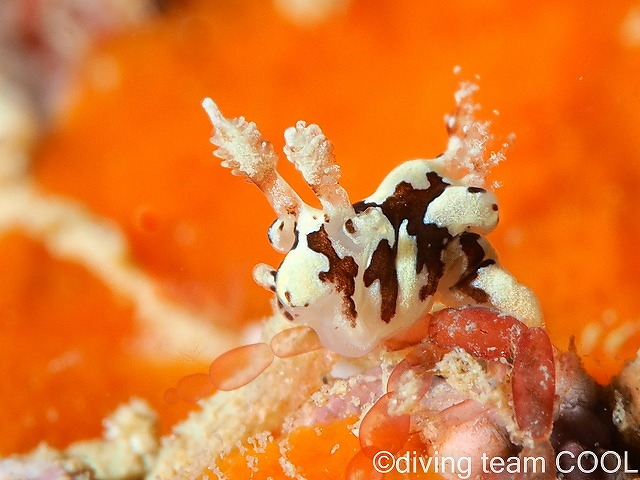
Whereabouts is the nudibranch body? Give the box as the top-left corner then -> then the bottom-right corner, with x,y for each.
202,89 -> 541,357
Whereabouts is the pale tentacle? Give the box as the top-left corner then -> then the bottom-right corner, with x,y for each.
466,264 -> 543,328
202,98 -> 303,218
433,81 -> 507,187
253,263 -> 277,291
440,235 -> 543,328
283,121 -> 353,220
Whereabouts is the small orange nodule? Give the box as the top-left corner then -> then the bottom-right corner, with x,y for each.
345,450 -> 384,480
163,387 -> 180,405
387,357 -> 433,397
134,206 -> 162,234
209,343 -> 274,391
359,392 -> 411,458
164,372 -> 216,404
270,326 -> 323,358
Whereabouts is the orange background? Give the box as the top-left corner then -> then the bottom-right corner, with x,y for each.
2,0 -> 640,459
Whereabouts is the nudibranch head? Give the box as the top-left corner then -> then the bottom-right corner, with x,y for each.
203,88 -> 541,357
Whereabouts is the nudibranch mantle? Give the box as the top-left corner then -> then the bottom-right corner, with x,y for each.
203,88 -> 541,357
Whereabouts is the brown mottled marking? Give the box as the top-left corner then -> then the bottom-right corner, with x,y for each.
363,239 -> 396,323
419,284 -> 431,301
307,225 -> 359,326
277,297 -> 294,320
452,232 -> 496,303
269,270 -> 277,292
355,172 -> 451,321
345,219 -> 355,234
467,187 -> 499,211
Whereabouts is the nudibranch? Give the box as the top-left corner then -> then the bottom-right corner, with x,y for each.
202,86 -> 541,358
161,89 -> 626,480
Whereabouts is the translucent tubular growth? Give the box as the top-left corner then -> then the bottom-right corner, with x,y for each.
202,98 -> 303,218
283,121 -> 353,220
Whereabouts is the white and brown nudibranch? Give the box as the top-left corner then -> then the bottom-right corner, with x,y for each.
202,89 -> 542,357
